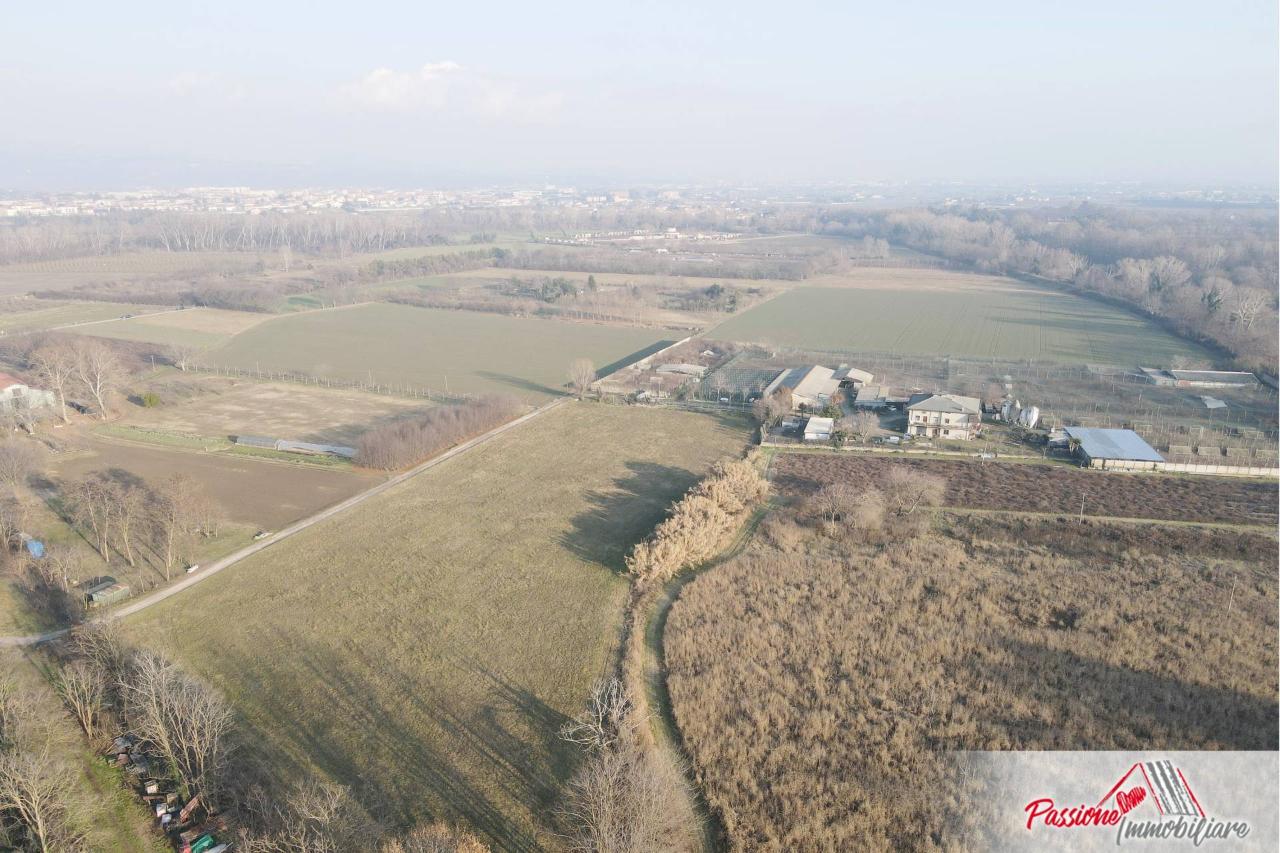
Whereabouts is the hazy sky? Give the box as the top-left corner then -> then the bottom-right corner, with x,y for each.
2,0 -> 1276,189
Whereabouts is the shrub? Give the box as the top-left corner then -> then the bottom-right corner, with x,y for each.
355,396 -> 521,469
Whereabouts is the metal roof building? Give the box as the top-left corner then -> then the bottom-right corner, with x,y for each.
1064,427 -> 1164,471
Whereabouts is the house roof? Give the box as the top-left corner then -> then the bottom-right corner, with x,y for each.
1063,427 -> 1164,462
906,393 -> 981,415
765,365 -> 839,401
804,416 -> 834,434
856,385 -> 890,401
833,366 -> 873,384
0,372 -> 25,389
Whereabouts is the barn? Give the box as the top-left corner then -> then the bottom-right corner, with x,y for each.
1064,427 -> 1164,471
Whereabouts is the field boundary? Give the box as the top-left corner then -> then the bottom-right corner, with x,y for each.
0,398 -> 566,647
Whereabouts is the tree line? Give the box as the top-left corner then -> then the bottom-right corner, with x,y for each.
821,206 -> 1279,370
355,396 -> 522,469
0,623 -> 489,851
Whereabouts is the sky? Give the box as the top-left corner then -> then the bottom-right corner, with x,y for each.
1,0 -> 1276,190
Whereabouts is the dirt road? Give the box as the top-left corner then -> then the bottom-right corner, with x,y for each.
0,398 -> 566,647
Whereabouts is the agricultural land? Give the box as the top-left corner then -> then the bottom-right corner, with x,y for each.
124,404 -> 751,850
200,303 -> 673,400
707,269 -> 1209,364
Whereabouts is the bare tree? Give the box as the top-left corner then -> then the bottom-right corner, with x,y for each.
73,340 -> 125,421
1230,288 -> 1271,332
559,678 -> 635,752
68,476 -> 113,562
808,482 -> 860,525
151,474 -> 208,579
568,358 -> 596,399
240,780 -> 382,853
0,440 -> 43,505
752,387 -> 793,426
168,341 -> 202,373
55,661 -> 105,741
27,343 -> 77,423
110,481 -> 148,569
119,651 -> 234,806
885,468 -> 947,515
381,823 -> 489,853
0,742 -> 79,852
851,410 -> 880,443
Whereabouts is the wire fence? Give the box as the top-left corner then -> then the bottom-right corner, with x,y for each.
186,363 -> 480,405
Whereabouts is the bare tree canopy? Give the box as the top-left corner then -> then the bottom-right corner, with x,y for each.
567,358 -> 596,399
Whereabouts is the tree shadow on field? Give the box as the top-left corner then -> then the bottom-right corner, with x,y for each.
938,637 -> 1279,752
560,460 -> 700,574
474,371 -> 562,399
212,630 -> 558,852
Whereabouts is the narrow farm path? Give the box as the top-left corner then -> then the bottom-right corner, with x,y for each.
0,397 -> 567,647
632,453 -> 778,853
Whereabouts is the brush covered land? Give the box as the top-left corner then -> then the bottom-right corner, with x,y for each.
665,489 -> 1278,851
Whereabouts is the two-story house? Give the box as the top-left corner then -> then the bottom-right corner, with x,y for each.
905,393 -> 982,440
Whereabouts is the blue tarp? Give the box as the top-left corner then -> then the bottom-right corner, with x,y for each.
25,539 -> 44,558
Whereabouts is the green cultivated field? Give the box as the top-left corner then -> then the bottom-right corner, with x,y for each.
709,274 -> 1208,365
205,303 -> 672,400
127,404 -> 751,850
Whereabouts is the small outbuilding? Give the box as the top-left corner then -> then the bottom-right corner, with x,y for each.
1064,427 -> 1164,471
803,416 -> 835,442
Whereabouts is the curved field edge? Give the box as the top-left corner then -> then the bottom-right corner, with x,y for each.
122,402 -> 751,851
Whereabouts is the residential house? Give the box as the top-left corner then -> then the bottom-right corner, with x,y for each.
0,371 -> 56,414
905,393 -> 982,440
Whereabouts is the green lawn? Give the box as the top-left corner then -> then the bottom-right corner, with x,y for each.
708,278 -> 1209,365
204,303 -> 674,401
126,403 -> 751,850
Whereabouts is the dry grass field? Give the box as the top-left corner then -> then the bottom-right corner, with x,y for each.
203,302 -> 673,400
73,306 -> 275,348
0,299 -> 166,335
121,374 -> 436,444
707,269 -> 1209,364
666,510 -> 1279,850
0,252 -> 260,296
49,437 -> 382,528
773,452 -> 1279,527
124,403 -> 751,850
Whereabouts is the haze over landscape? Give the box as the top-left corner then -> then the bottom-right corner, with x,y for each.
0,3 -> 1276,852
2,0 -> 1277,188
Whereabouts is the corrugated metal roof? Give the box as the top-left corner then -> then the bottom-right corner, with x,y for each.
1064,427 -> 1164,462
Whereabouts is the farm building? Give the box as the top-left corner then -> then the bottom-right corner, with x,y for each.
656,363 -> 707,378
763,365 -> 841,410
234,435 -> 357,458
854,385 -> 892,409
803,416 -> 834,442
0,371 -> 56,413
83,577 -> 131,607
906,393 -> 982,440
1064,427 -> 1164,471
833,365 -> 874,388
1139,368 -> 1259,388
